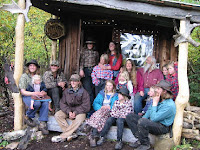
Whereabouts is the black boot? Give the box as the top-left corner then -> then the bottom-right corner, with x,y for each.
24,116 -> 36,127
39,121 -> 49,135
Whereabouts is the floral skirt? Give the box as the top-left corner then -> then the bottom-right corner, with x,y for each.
86,108 -> 110,132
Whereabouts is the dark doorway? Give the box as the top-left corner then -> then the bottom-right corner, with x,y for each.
82,25 -> 113,56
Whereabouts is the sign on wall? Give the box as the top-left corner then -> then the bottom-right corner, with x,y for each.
120,33 -> 154,67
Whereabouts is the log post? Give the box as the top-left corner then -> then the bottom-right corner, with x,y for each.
50,15 -> 57,62
173,19 -> 190,145
13,0 -> 25,130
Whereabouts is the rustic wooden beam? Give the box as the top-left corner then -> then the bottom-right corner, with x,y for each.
13,0 -> 25,131
173,19 -> 190,145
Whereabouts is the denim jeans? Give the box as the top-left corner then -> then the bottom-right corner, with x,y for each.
23,96 -> 49,121
134,88 -> 149,114
81,67 -> 94,104
47,87 -> 62,110
100,117 -> 125,141
95,79 -> 106,97
126,113 -> 169,145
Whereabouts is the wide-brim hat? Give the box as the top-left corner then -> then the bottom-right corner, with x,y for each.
155,80 -> 172,94
69,74 -> 81,82
51,60 -> 59,66
85,37 -> 96,44
25,60 -> 40,68
117,88 -> 131,99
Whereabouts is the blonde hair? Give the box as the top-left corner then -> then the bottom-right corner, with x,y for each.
104,80 -> 116,94
125,59 -> 137,88
150,86 -> 159,97
100,54 -> 109,64
119,71 -> 129,82
32,75 -> 41,84
167,61 -> 175,69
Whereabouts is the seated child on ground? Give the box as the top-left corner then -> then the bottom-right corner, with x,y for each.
28,75 -> 52,111
96,87 -> 133,150
138,86 -> 158,116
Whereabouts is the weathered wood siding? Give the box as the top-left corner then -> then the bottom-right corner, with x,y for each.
59,17 -> 81,80
59,19 -> 178,79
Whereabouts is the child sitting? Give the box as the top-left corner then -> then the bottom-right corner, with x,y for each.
96,87 -> 133,150
116,71 -> 134,110
138,86 -> 158,116
28,75 -> 52,111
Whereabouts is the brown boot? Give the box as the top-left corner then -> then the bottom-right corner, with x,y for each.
39,121 -> 49,135
24,116 -> 36,127
90,137 -> 97,147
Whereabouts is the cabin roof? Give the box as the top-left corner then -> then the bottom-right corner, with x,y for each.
32,0 -> 200,28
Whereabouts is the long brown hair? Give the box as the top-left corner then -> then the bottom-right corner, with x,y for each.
125,59 -> 137,88
161,90 -> 173,100
107,41 -> 120,59
25,66 -> 40,75
104,80 -> 116,94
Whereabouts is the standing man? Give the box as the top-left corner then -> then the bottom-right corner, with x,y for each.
79,37 -> 99,106
134,56 -> 164,114
126,80 -> 176,150
43,60 -> 67,112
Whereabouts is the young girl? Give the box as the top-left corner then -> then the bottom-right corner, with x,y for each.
116,71 -> 134,110
166,61 -> 179,100
85,80 -> 118,147
96,88 -> 133,150
162,64 -> 168,80
27,75 -> 52,111
138,86 -> 158,116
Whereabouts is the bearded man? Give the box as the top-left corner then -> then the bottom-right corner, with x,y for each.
126,80 -> 176,150
134,56 -> 163,114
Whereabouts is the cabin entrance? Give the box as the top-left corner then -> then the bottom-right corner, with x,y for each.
81,21 -> 113,56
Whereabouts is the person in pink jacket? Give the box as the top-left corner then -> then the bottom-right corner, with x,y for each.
115,59 -> 144,108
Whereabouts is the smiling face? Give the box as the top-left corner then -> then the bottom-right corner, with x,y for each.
28,64 -> 37,73
168,65 -> 175,75
70,80 -> 80,88
109,42 -> 115,52
87,43 -> 94,50
106,82 -> 114,93
162,67 -> 168,76
50,65 -> 59,73
126,60 -> 132,72
34,79 -> 41,85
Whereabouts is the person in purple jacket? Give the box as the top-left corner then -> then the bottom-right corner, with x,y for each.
135,56 -> 163,114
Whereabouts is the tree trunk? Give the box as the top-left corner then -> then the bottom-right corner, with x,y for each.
50,15 -> 57,62
173,19 -> 190,145
13,0 -> 25,131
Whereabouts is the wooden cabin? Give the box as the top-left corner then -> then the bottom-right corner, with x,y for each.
31,0 -> 200,79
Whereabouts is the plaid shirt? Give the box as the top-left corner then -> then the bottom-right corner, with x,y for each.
166,73 -> 179,101
80,48 -> 99,70
91,64 -> 113,86
110,99 -> 133,118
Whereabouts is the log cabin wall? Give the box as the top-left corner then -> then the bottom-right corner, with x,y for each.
59,16 -> 81,80
59,17 -> 178,79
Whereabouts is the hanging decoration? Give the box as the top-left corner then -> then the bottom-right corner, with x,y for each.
0,0 -> 32,22
44,19 -> 66,40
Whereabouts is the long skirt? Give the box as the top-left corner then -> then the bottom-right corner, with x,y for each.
86,108 -> 110,132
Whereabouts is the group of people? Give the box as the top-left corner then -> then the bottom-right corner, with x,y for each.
18,38 -> 178,150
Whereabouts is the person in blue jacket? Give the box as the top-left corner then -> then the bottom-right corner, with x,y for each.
126,80 -> 176,150
85,80 -> 118,147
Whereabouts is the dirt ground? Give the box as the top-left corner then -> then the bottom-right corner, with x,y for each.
0,102 -> 134,150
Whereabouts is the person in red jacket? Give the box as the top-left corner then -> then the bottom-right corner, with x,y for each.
99,42 -> 122,79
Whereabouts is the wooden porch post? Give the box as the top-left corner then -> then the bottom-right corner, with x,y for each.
13,0 -> 25,130
50,15 -> 57,62
173,19 -> 190,145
